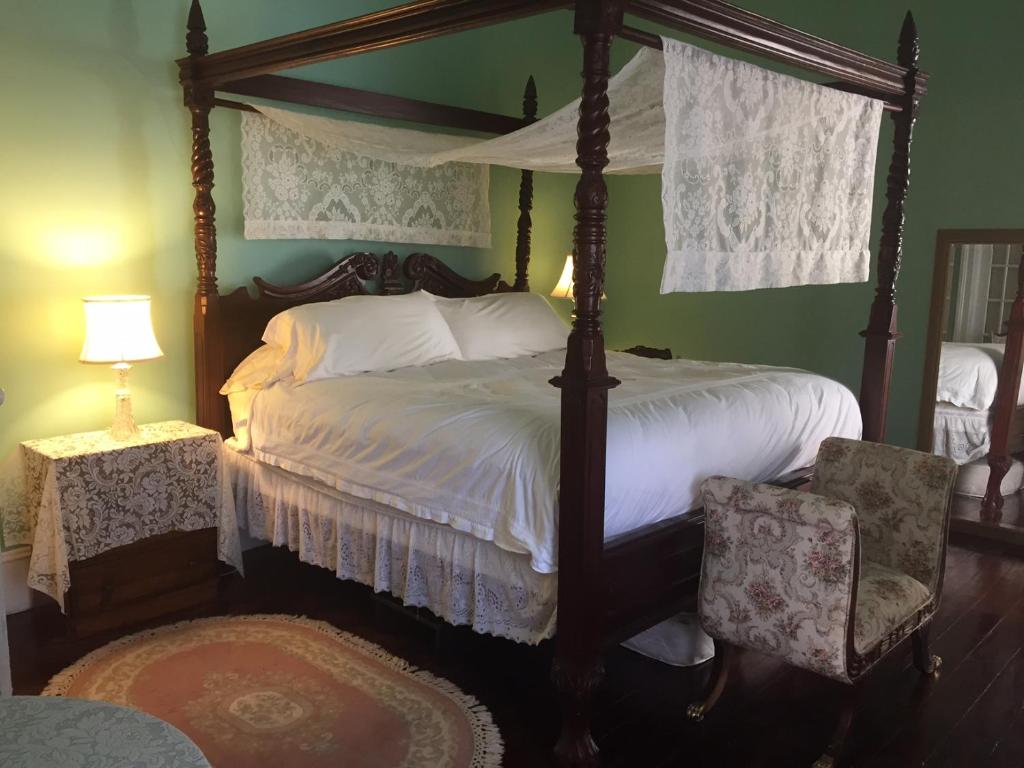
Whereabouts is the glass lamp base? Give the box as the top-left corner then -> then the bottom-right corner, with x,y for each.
110,364 -> 138,440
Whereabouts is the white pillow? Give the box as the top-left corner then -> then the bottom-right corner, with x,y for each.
220,344 -> 289,395
262,291 -> 461,382
431,292 -> 568,361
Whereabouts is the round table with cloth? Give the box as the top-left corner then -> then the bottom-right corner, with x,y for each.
0,696 -> 210,768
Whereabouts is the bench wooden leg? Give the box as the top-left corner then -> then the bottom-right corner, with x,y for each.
814,683 -> 861,768
686,640 -> 732,722
912,625 -> 942,676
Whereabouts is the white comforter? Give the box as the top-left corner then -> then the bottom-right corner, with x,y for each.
937,342 -> 1023,411
248,351 -> 861,573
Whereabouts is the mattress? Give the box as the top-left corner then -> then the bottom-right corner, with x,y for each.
241,350 -> 860,572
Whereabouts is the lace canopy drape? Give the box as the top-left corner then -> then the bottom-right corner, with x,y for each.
240,40 -> 883,292
659,39 -> 883,293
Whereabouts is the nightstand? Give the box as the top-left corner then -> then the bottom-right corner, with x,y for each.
21,420 -> 242,636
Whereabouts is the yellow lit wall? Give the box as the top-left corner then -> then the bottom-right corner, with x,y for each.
0,1 -> 579,549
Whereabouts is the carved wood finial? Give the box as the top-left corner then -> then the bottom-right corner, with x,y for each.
186,0 -> 208,57
898,11 -> 920,70
523,75 -> 538,120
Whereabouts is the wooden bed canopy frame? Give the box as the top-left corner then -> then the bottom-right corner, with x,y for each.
177,1 -> 929,764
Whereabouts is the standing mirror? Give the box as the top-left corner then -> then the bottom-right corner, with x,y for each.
919,229 -> 1024,545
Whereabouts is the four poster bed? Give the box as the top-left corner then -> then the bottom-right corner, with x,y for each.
177,1 -> 928,764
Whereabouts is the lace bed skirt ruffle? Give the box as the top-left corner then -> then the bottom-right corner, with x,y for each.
225,448 -> 556,645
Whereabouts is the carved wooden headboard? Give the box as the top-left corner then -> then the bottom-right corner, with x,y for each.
197,251 -> 509,437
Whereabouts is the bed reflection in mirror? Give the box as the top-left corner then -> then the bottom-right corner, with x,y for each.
920,230 -> 1024,531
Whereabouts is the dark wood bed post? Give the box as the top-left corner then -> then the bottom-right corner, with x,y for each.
982,250 -> 1024,520
183,0 -> 225,436
550,2 -> 622,766
858,11 -> 921,443
513,76 -> 537,291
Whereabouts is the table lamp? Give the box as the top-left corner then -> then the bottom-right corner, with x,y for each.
79,295 -> 163,440
550,254 -> 607,300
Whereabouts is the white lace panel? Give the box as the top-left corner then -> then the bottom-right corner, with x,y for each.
240,111 -> 492,247
659,38 -> 884,293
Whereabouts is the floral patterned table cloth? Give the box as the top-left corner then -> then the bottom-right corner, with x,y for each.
21,421 -> 242,610
0,696 -> 211,767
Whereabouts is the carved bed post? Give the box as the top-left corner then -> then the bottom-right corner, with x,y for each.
858,11 -> 921,443
513,76 -> 537,291
183,0 -> 226,435
982,246 -> 1024,520
549,2 -> 622,766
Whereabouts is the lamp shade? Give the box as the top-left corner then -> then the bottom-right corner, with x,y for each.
79,295 -> 163,364
549,254 -> 607,300
550,255 -> 575,299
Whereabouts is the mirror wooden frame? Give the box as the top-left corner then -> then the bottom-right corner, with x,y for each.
917,229 -> 1024,453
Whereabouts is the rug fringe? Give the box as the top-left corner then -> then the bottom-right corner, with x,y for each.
42,613 -> 505,766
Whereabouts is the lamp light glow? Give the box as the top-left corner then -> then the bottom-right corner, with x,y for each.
549,254 -> 606,300
80,296 -> 163,440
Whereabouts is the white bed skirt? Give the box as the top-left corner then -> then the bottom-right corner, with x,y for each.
933,402 -> 994,464
933,402 -> 1024,465
225,447 -> 557,644
225,446 -> 714,664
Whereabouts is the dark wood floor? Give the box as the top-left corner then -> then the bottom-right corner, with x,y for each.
9,539 -> 1024,767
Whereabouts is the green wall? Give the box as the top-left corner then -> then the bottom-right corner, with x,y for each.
1,0 -> 1021,548
604,0 -> 1024,448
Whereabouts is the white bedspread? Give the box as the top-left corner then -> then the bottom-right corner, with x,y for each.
937,342 -> 1023,410
248,351 -> 861,573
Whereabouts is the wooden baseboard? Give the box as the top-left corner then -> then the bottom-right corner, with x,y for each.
950,493 -> 1024,554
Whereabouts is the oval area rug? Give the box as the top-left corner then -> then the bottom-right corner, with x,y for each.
43,614 -> 502,768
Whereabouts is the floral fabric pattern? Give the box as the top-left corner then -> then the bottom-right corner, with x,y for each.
698,476 -> 858,682
241,112 -> 491,247
21,422 -> 243,611
0,696 -> 210,767
699,439 -> 956,684
812,437 -> 957,592
854,561 -> 932,655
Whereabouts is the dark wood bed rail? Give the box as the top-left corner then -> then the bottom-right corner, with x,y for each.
618,26 -> 906,112
626,1 -> 928,98
216,73 -> 531,135
177,0 -> 924,98
181,1 -> 927,764
178,0 -> 572,86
